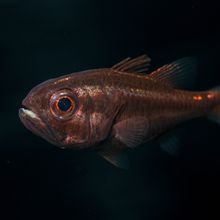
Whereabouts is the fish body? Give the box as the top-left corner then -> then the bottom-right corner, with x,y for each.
19,55 -> 220,168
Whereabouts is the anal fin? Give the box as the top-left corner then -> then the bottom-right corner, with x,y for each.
160,136 -> 180,156
160,130 -> 182,156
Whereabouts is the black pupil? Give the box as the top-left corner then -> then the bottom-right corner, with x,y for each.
58,97 -> 72,112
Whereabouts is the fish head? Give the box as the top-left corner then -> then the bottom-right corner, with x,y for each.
19,71 -> 122,149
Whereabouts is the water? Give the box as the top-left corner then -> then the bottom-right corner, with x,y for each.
0,0 -> 219,219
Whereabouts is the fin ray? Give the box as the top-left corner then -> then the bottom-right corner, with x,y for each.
113,117 -> 149,148
112,54 -> 151,74
149,57 -> 197,89
160,135 -> 181,156
97,142 -> 129,169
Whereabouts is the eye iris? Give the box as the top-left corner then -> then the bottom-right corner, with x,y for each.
58,97 -> 72,112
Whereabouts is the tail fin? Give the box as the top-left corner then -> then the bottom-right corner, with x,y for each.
208,86 -> 220,124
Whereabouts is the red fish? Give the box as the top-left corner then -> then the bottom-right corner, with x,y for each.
19,55 -> 220,168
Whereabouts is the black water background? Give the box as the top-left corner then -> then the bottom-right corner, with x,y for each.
0,0 -> 220,219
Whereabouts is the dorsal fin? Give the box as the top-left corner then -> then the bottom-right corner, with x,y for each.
112,54 -> 151,74
148,57 -> 197,89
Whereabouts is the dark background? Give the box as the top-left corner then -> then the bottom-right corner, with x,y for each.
0,0 -> 220,219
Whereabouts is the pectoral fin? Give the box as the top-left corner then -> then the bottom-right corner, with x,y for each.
113,117 -> 149,148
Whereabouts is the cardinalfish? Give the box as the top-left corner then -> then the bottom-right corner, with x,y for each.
19,55 -> 220,168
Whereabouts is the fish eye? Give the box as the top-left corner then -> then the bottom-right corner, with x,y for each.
57,97 -> 72,112
50,90 -> 77,120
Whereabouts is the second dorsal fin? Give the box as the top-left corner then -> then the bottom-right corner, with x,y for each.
112,54 -> 151,74
149,57 -> 197,89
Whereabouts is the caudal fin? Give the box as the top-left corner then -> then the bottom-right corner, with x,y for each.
208,86 -> 220,124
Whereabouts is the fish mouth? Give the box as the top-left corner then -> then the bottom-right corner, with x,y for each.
19,106 -> 62,146
19,108 -> 41,121
19,107 -> 48,139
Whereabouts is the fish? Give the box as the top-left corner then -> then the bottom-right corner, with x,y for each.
19,55 -> 220,168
